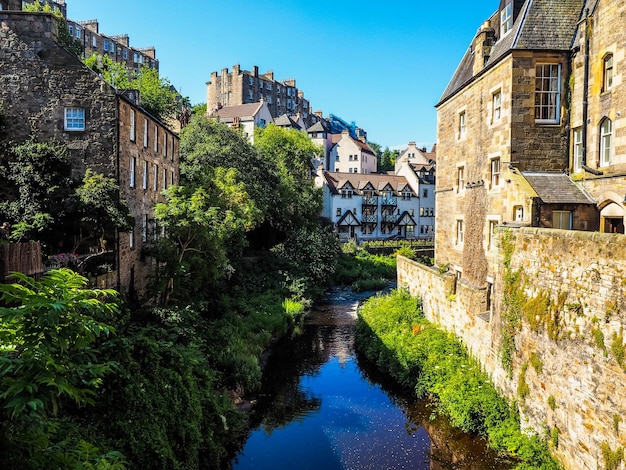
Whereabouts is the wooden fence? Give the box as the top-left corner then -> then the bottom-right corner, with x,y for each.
0,241 -> 43,281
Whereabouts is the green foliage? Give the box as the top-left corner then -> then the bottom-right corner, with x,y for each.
394,245 -> 417,260
613,414 -> 621,435
0,137 -> 75,241
0,269 -> 118,418
83,53 -> 131,89
610,330 -> 625,369
333,248 -> 396,286
357,290 -> 560,468
529,351 -> 543,374
517,362 -> 530,400
600,442 -> 624,470
76,169 -> 133,252
547,395 -> 557,411
592,327 -> 606,353
352,277 -> 388,292
130,66 -> 180,122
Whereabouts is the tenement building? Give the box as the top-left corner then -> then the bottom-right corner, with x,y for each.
207,64 -> 317,128
0,10 -> 178,295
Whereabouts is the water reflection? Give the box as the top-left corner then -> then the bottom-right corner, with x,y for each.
230,288 -> 513,470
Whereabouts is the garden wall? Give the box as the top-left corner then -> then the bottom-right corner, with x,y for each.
398,228 -> 626,470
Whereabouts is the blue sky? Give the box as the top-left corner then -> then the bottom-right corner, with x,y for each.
67,1 -> 496,150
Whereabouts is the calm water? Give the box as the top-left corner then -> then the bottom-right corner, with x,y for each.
231,288 -> 513,470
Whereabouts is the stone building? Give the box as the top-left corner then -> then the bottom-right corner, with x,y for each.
569,0 -> 626,233
434,0 -> 597,287
0,10 -> 178,295
207,64 -> 317,128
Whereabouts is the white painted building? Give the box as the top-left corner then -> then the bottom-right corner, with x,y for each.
329,130 -> 377,174
209,99 -> 273,143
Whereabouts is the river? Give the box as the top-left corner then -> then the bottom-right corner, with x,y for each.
230,287 -> 514,469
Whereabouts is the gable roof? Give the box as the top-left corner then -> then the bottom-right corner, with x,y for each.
274,113 -> 301,129
438,0 -> 585,106
520,172 -> 596,204
307,120 -> 330,133
211,102 -> 265,122
323,171 -> 416,195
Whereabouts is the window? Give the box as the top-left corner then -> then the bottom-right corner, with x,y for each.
163,133 -> 168,157
129,230 -> 134,249
456,219 -> 464,245
336,208 -> 341,217
600,118 -> 612,166
129,109 -> 135,141
514,205 -> 524,222
103,39 -> 109,52
142,160 -> 148,189
92,36 -> 97,48
153,164 -> 158,191
535,64 -> 561,123
68,25 -> 73,35
64,107 -> 85,131
500,2 -> 512,36
341,190 -> 353,198
490,157 -> 501,188
163,168 -> 167,189
143,119 -> 148,147
492,90 -> 502,122
553,211 -> 572,230
423,189 -> 428,198
458,111 -> 466,139
123,49 -> 128,60
170,170 -> 175,187
142,214 -> 148,242
75,27 -> 81,39
154,125 -> 158,152
129,156 -> 136,188
457,166 -> 465,192
573,128 -> 583,172
603,54 -> 614,92
488,220 -> 498,249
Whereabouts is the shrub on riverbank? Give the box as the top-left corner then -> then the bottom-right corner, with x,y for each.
333,246 -> 396,287
356,290 -> 561,470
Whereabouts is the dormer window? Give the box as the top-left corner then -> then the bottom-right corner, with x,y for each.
501,3 -> 512,36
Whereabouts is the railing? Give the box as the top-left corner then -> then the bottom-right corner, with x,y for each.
382,214 -> 399,223
362,197 -> 378,206
381,197 -> 397,206
361,214 -> 378,223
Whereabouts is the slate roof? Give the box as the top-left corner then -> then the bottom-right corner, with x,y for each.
211,102 -> 263,122
274,114 -> 301,129
323,171 -> 416,196
521,172 -> 596,204
438,0 -> 585,106
306,120 -> 330,133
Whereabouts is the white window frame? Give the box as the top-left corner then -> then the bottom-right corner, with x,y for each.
154,125 -> 158,152
490,157 -> 501,188
75,27 -> 81,39
129,230 -> 134,249
501,2 -> 512,36
458,111 -> 466,139
573,127 -> 583,172
142,160 -> 148,189
143,118 -> 148,147
64,107 -> 85,131
163,133 -> 168,157
456,219 -> 464,246
492,90 -> 502,123
92,35 -> 97,48
153,164 -> 158,191
600,118 -> 612,167
488,219 -> 499,250
130,109 -> 135,142
535,64 -> 561,124
603,54 -> 614,92
129,156 -> 136,188
457,165 -> 465,193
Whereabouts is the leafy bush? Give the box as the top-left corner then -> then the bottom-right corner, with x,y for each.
356,290 -> 561,469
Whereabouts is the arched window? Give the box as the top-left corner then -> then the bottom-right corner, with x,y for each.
602,54 -> 614,92
600,118 -> 612,167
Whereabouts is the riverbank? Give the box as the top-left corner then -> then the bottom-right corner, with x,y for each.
355,289 -> 561,470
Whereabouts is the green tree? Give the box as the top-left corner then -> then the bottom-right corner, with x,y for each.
179,115 -> 274,215
83,53 -> 131,89
153,168 -> 260,303
254,124 -> 323,232
129,66 -> 179,122
0,138 -> 75,242
75,169 -> 134,252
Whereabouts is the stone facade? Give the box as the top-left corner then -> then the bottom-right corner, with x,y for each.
399,227 -> 626,469
570,0 -> 626,233
207,64 -> 317,128
0,11 -> 179,295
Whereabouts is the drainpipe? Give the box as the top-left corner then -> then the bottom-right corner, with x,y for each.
581,8 -> 603,176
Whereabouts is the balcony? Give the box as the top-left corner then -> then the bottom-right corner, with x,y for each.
381,197 -> 397,206
382,214 -> 399,223
361,214 -> 378,223
362,196 -> 378,206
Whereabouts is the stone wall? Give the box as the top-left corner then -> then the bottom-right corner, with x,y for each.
399,227 -> 626,469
